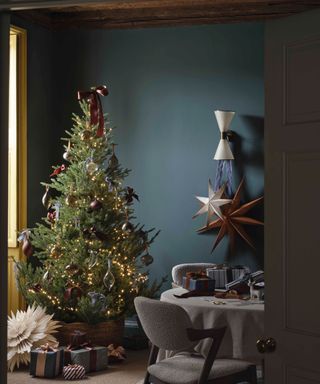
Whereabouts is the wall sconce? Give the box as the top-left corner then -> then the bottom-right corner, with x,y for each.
213,110 -> 235,196
213,110 -> 235,160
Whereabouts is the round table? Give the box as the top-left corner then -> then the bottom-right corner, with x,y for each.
160,288 -> 264,363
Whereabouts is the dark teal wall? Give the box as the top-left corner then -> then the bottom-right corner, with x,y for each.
53,24 -> 264,289
11,17 -> 61,227
14,20 -> 264,289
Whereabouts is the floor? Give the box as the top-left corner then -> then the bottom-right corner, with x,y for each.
8,349 -> 148,384
8,349 -> 264,384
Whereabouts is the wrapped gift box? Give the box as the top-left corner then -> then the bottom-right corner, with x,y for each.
30,346 -> 64,378
68,329 -> 87,347
182,272 -> 215,291
206,267 -> 233,289
231,265 -> 250,280
64,346 -> 108,373
206,266 -> 250,289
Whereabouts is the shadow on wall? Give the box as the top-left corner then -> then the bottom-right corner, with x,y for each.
201,115 -> 264,268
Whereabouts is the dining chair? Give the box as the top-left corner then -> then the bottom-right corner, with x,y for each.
134,297 -> 257,384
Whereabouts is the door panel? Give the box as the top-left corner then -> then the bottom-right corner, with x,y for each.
285,38 -> 320,124
265,9 -> 320,383
284,152 -> 320,336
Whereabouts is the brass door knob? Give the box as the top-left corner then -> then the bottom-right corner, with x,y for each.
257,337 -> 276,353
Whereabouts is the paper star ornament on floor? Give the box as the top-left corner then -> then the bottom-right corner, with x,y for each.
193,180 -> 232,222
197,179 -> 264,252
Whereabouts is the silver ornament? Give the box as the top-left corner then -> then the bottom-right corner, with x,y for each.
86,160 -> 99,175
42,186 -> 51,209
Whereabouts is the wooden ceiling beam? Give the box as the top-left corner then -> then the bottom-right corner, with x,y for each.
14,0 -> 320,30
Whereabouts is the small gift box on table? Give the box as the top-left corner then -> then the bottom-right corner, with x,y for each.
206,265 -> 249,289
30,343 -> 64,378
64,345 -> 108,373
231,265 -> 250,281
206,266 -> 232,289
182,271 -> 215,292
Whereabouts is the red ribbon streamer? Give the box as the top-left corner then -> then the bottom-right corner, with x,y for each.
77,85 -> 109,137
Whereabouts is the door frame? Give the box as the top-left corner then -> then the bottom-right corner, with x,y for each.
8,25 -> 27,314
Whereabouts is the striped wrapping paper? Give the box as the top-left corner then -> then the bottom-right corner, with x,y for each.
63,364 -> 86,380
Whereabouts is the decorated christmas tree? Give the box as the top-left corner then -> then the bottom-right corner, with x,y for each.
16,86 -> 163,324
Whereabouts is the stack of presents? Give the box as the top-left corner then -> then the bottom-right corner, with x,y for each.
179,264 -> 264,299
29,330 -> 127,380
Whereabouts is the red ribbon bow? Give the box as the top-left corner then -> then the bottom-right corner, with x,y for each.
50,164 -> 66,177
77,85 -> 109,137
186,271 -> 208,280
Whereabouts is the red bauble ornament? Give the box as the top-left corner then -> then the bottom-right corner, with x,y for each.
122,221 -> 134,233
47,211 -> 56,223
64,286 -> 83,301
141,253 -> 154,266
22,239 -> 34,258
31,284 -> 42,293
89,199 -> 102,212
91,226 -> 108,241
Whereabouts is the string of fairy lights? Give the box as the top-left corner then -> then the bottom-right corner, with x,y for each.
22,101 -> 152,319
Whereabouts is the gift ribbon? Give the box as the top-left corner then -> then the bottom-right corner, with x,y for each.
107,344 -> 126,360
50,164 -> 66,177
77,85 -> 109,137
35,352 -> 46,377
37,343 -> 58,352
55,350 -> 61,376
185,271 -> 208,279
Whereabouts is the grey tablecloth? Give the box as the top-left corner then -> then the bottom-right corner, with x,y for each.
160,288 -> 264,363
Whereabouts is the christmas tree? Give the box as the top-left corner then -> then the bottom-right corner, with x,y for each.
16,86 -> 163,324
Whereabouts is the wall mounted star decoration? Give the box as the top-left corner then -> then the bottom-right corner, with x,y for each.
197,179 -> 264,252
193,180 -> 232,222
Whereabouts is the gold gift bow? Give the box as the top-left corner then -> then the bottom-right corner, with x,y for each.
37,342 -> 59,352
107,344 -> 126,360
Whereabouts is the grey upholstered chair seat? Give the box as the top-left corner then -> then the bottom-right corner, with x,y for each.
134,297 -> 257,384
148,354 -> 252,384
